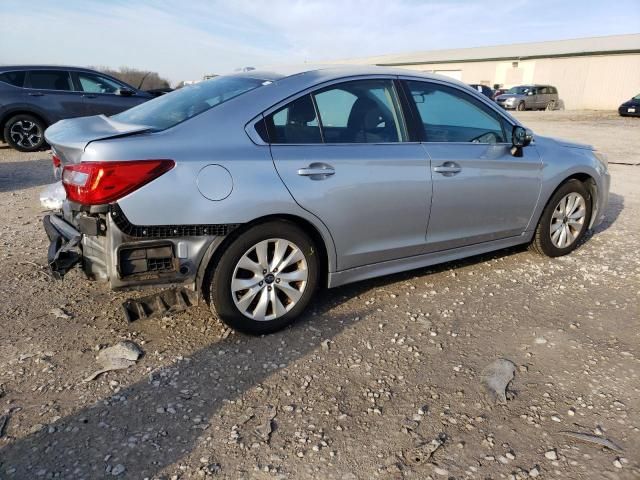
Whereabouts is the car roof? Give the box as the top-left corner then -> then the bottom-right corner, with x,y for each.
0,65 -> 103,73
228,64 -> 461,84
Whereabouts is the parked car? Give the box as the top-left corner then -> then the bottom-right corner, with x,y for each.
42,66 -> 609,334
146,87 -> 174,97
493,88 -> 509,100
469,83 -> 494,99
0,66 -> 153,152
618,93 -> 640,117
496,85 -> 559,111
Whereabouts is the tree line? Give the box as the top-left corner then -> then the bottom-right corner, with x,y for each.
91,66 -> 171,90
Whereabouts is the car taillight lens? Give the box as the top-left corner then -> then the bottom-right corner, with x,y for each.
62,160 -> 175,205
52,153 -> 61,168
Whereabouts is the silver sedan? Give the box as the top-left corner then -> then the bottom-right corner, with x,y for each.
42,66 -> 610,334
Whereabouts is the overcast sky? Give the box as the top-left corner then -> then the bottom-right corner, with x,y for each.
1,0 -> 638,85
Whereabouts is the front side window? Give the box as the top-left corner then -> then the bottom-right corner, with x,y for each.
113,76 -> 266,130
0,71 -> 26,87
407,81 -> 507,143
78,72 -> 123,94
313,79 -> 407,143
28,70 -> 73,91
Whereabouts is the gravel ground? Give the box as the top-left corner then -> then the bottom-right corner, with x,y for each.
0,111 -> 638,479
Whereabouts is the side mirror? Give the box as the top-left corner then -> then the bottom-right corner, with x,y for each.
511,126 -> 533,157
117,88 -> 134,96
527,91 -> 534,96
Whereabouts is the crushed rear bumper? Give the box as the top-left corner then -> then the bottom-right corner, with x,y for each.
43,214 -> 82,279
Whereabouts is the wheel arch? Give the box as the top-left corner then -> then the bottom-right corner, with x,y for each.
1,109 -> 49,142
532,172 -> 598,232
196,213 -> 334,300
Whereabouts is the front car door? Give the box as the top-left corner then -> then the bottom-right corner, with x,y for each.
73,71 -> 148,116
403,79 -> 542,251
267,78 -> 432,271
24,69 -> 86,121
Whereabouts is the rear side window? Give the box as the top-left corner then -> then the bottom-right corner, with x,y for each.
264,79 -> 408,144
0,71 -> 26,87
78,72 -> 123,94
113,76 -> 266,130
406,80 -> 506,143
313,79 -> 407,143
266,95 -> 322,144
28,70 -> 73,91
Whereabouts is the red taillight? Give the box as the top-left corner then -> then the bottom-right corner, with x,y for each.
52,153 -> 61,168
62,160 -> 175,205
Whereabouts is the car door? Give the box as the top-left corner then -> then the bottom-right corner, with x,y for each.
403,79 -> 542,251
73,71 -> 148,116
268,78 -> 432,271
25,70 -> 86,121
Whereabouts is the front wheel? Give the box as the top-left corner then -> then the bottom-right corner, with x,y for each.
209,220 -> 319,335
4,114 -> 47,152
517,101 -> 526,111
530,179 -> 592,257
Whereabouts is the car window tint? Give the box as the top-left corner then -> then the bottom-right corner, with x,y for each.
265,94 -> 322,144
28,70 -> 73,91
313,79 -> 407,143
407,81 -> 506,143
78,72 -> 122,94
0,71 -> 26,87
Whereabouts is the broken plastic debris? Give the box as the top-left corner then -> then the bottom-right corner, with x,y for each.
558,431 -> 624,453
481,358 -> 516,404
83,341 -> 143,382
39,182 -> 66,210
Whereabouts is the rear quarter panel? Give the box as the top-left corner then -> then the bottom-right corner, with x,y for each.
82,96 -> 338,271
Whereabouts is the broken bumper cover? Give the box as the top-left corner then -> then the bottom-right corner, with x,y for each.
43,214 -> 82,279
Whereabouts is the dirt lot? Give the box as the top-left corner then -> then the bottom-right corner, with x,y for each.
0,111 -> 638,480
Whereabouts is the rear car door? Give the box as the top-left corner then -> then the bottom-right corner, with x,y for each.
403,79 -> 541,251
25,70 -> 85,120
268,78 -> 432,271
73,71 -> 149,116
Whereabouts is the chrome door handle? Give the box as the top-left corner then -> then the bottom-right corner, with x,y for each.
433,163 -> 461,175
297,163 -> 335,179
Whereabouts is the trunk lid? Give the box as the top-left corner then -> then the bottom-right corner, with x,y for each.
44,115 -> 153,165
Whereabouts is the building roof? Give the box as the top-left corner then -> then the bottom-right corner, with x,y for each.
340,34 -> 640,66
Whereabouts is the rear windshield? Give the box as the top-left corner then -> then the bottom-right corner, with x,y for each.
112,76 -> 267,130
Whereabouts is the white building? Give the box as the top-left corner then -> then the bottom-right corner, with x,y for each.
341,34 -> 640,110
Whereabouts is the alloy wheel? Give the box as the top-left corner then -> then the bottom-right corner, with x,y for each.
550,192 -> 586,248
9,120 -> 43,149
231,238 -> 308,321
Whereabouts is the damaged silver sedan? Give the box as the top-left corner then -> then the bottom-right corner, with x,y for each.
42,66 -> 610,334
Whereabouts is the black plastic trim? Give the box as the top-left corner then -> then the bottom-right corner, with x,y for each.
110,204 -> 240,238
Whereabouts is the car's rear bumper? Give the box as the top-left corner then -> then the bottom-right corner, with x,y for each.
42,202 -> 226,291
618,106 -> 639,117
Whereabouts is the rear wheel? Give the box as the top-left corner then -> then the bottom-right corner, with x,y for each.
530,179 -> 592,257
546,100 -> 557,111
209,220 -> 319,335
517,101 -> 526,111
4,114 -> 47,152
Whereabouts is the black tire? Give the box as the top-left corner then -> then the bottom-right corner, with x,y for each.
530,179 -> 592,257
209,220 -> 320,335
546,100 -> 556,111
517,101 -> 526,111
3,114 -> 47,152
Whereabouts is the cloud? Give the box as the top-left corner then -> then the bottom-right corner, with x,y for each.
0,0 -> 637,84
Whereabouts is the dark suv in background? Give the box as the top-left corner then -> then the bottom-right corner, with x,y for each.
0,66 -> 153,151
